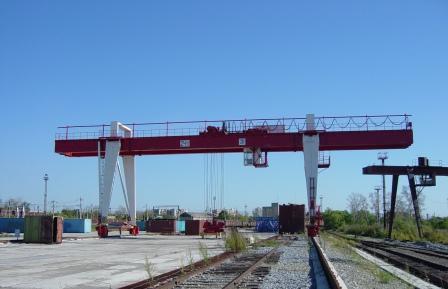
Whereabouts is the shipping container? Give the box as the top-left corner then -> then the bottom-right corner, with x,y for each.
0,218 -> 25,233
24,216 -> 64,244
176,220 -> 185,233
255,217 -> 279,233
63,219 -> 92,233
136,220 -> 146,231
146,219 -> 176,234
279,204 -> 305,234
224,220 -> 256,228
185,220 -> 206,235
54,217 -> 63,243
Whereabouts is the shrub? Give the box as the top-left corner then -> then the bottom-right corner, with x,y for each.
225,229 -> 247,253
341,223 -> 385,238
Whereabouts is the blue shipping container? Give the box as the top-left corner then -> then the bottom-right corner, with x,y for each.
0,218 -> 25,233
255,217 -> 279,233
136,220 -> 146,231
176,220 -> 185,233
63,219 -> 92,233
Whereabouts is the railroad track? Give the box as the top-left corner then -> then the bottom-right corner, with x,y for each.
172,248 -> 276,289
327,231 -> 448,288
119,236 -> 280,289
120,235 -> 346,289
358,240 -> 448,288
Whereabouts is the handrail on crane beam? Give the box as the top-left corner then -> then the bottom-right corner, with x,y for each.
56,114 -> 412,140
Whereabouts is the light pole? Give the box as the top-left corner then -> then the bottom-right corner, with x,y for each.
43,174 -> 49,214
374,186 -> 381,224
377,152 -> 388,229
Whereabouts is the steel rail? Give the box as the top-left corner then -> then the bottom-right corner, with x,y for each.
312,236 -> 348,289
221,247 -> 279,289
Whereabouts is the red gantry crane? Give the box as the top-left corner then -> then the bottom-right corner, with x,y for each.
55,114 -> 413,237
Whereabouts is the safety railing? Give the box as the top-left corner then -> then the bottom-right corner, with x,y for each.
55,114 -> 412,140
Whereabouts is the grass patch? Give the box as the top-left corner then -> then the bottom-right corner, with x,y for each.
320,232 -> 357,258
253,238 -> 280,248
186,248 -> 194,270
144,255 -> 155,282
225,229 -> 247,253
376,270 -> 394,284
198,242 -> 210,264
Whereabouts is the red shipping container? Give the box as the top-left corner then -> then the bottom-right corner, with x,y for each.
146,220 -> 176,234
185,220 -> 206,235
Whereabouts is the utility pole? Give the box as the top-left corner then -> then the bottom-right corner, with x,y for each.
374,186 -> 381,224
145,204 -> 148,221
320,195 -> 323,211
378,152 -> 388,229
79,197 -> 83,219
43,174 -> 49,214
51,200 -> 55,215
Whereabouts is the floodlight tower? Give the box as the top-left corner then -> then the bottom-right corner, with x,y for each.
43,173 -> 49,214
377,152 -> 388,229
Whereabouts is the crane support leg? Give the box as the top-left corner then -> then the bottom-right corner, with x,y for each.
123,156 -> 136,225
408,173 -> 423,238
97,121 -> 139,237
99,140 -> 121,223
303,114 -> 320,237
388,174 -> 399,238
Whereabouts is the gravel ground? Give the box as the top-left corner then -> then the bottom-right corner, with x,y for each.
320,234 -> 412,289
260,236 -> 314,289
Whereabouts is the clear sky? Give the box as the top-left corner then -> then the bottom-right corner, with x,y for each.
0,1 -> 447,216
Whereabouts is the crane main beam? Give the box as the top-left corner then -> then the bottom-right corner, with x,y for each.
55,130 -> 413,157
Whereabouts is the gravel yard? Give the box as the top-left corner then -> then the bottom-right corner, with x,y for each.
260,236 -> 314,289
319,233 -> 412,289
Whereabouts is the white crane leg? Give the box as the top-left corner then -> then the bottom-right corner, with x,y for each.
303,114 -> 319,236
99,140 -> 121,223
123,156 -> 136,225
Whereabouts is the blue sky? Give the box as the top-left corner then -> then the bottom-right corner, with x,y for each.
0,1 -> 447,216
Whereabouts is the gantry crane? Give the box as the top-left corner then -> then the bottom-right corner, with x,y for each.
55,114 -> 413,237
